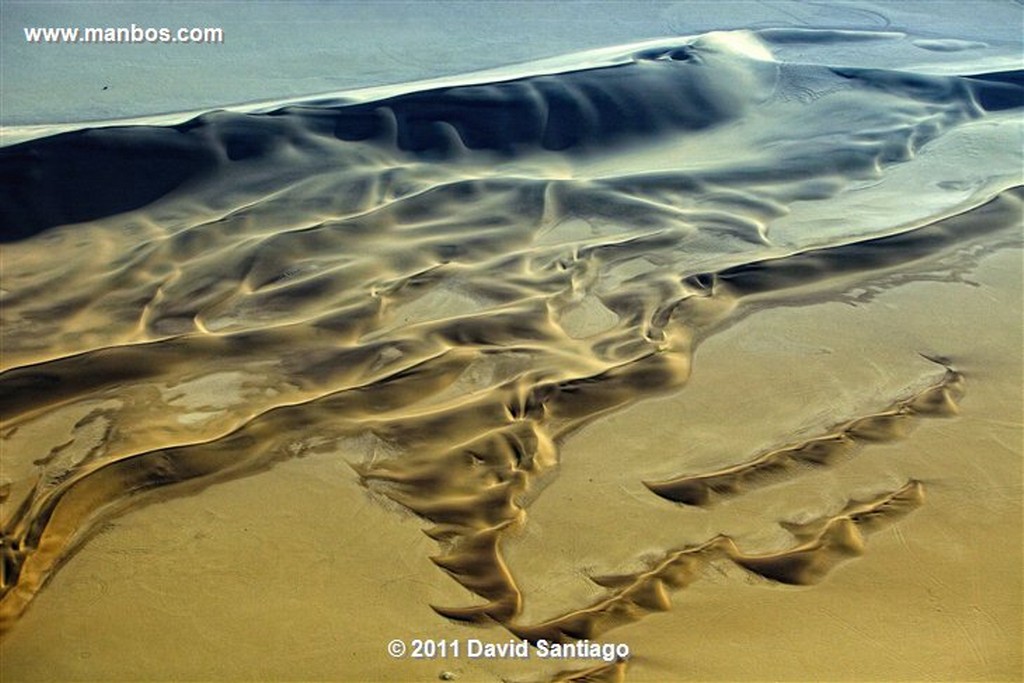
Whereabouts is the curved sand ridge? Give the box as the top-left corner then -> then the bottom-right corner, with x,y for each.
2,33 -> 1020,241
0,30 -> 1022,679
506,480 -> 926,646
645,363 -> 963,506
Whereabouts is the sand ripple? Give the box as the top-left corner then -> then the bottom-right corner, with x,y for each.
1,30 -> 1021,679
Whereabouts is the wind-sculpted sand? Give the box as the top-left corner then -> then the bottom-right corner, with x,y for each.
645,366 -> 962,506
507,479 -> 926,647
0,27 -> 1021,682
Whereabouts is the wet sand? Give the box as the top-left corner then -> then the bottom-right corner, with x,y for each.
1,20 -> 1022,683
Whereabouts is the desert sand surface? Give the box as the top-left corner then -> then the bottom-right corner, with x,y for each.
1,2 -> 1022,681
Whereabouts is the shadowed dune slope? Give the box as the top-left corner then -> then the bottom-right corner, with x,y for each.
1,27 -> 1022,682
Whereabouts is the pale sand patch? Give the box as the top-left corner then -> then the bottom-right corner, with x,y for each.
0,399 -> 121,521
534,218 -> 594,247
160,371 -> 251,425
559,294 -> 620,340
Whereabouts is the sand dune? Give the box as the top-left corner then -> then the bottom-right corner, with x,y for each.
644,365 -> 962,506
503,479 -> 925,647
1,23 -> 1021,682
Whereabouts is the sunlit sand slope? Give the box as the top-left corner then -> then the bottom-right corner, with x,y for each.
1,27 -> 1021,682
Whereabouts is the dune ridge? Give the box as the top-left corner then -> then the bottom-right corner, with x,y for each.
644,363 -> 962,506
2,34 -> 1019,240
2,183 -> 1014,636
0,27 -> 1021,680
503,480 -> 924,647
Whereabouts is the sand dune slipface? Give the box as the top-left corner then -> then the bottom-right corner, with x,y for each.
1,28 -> 1022,681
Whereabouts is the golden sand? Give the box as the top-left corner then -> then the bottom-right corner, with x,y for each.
1,29 -> 1021,682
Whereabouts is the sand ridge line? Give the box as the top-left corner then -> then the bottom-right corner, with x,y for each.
1,187 -> 1013,641
502,481 -> 924,647
645,361 -> 963,507
1,43 -> 1020,680
705,187 -> 1024,306
0,299 -> 696,634
1,188 -> 1009,638
356,340 -> 696,627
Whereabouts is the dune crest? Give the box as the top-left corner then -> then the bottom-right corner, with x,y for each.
1,26 -> 1021,681
645,363 -> 962,506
